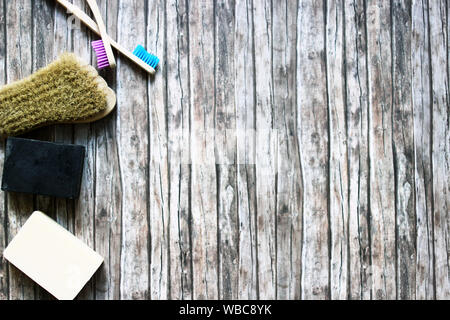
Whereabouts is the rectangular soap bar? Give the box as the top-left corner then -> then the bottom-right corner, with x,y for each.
3,211 -> 103,300
1,137 -> 85,199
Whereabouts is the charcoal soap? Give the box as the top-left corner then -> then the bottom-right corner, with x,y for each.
1,137 -> 85,199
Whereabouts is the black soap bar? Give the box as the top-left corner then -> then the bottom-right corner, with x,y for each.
1,137 -> 85,199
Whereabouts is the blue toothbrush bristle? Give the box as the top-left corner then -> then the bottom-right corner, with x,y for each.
133,45 -> 159,70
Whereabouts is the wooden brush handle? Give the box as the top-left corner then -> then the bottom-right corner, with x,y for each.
86,0 -> 116,68
55,0 -> 155,75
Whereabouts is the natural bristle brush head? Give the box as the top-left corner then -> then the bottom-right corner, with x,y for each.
92,39 -> 110,69
133,45 -> 159,70
0,53 -> 116,136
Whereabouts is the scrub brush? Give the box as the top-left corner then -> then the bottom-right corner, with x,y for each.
0,53 -> 116,136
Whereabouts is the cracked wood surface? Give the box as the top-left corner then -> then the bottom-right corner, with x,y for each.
0,0 -> 448,300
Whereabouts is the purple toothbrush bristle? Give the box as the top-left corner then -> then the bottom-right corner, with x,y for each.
92,40 -> 109,69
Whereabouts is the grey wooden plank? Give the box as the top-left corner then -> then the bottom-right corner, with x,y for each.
32,0 -> 56,152
73,125 -> 96,300
366,0 -> 396,299
253,0 -> 276,300
32,0 -> 55,184
32,0 -> 56,300
344,0 -> 371,300
412,0 -> 434,300
235,0 -> 258,300
326,0 -> 349,300
94,120 -> 122,301
273,0 -> 302,300
51,1 -> 75,299
297,0 -> 329,299
392,0 -> 416,300
188,0 -> 218,299
53,0 -> 75,249
447,0 -> 450,299
166,0 -> 193,300
0,0 -> 7,301
428,0 -> 449,300
5,0 -> 36,300
70,0 -> 96,300
116,0 -> 150,300
94,0 -> 121,300
147,0 -> 170,300
215,0 -> 239,300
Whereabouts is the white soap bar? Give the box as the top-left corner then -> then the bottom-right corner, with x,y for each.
3,211 -> 103,300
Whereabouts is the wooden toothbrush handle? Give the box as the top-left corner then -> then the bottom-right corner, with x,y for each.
55,0 -> 156,75
86,0 -> 116,68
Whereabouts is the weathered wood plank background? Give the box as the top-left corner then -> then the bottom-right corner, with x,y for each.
0,0 -> 448,300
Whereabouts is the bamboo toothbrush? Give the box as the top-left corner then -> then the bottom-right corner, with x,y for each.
86,0 -> 116,69
56,0 -> 158,75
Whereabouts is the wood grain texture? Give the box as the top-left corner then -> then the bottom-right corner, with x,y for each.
297,0 -> 329,299
94,0 -> 121,300
147,0 -> 169,300
412,0 -> 434,300
166,0 -> 193,300
188,0 -> 218,300
71,0 -> 96,300
326,0 -> 348,300
253,0 -> 276,300
345,0 -> 371,300
53,0 -> 75,262
0,0 -> 448,300
0,0 -> 7,301
215,0 -> 239,300
366,0 -> 396,300
116,0 -> 149,300
273,0 -> 302,300
235,0 -> 258,300
5,0 -> 36,300
32,0 -> 56,300
392,0 -> 416,299
428,0 -> 449,300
